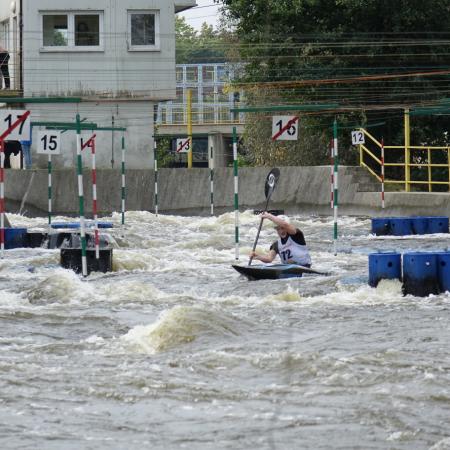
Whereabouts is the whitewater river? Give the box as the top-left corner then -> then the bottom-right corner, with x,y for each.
1,211 -> 450,449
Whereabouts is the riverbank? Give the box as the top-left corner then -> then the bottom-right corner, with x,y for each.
4,166 -> 450,217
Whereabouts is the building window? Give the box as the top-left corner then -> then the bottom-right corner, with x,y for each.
43,15 -> 68,46
75,15 -> 100,46
41,12 -> 103,51
128,10 -> 160,51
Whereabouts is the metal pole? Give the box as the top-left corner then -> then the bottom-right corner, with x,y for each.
330,138 -> 334,209
333,119 -> 339,256
210,145 -> 214,216
154,139 -> 158,216
0,139 -> 4,258
381,137 -> 385,209
48,154 -> 52,225
121,135 -> 126,225
404,108 -> 410,192
91,137 -> 100,259
76,114 -> 88,277
187,89 -> 193,169
233,127 -> 239,261
111,115 -> 115,169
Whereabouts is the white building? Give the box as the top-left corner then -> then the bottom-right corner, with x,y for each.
0,0 -> 196,169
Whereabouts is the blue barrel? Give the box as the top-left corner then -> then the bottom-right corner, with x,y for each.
436,252 -> 450,293
371,218 -> 391,236
427,217 -> 449,234
402,252 -> 440,297
368,252 -> 402,287
411,217 -> 428,235
5,228 -> 28,249
389,217 -> 412,236
51,221 -> 114,229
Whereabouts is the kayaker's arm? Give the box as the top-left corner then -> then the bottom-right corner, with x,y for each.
261,212 -> 297,235
250,249 -> 277,263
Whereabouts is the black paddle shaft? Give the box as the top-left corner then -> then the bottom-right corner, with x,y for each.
248,168 -> 280,266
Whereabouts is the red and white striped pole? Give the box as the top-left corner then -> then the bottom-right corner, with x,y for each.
0,139 -> 4,257
330,138 -> 334,209
381,137 -> 385,209
82,134 -> 99,260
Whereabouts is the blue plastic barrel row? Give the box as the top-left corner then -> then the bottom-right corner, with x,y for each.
371,216 -> 449,236
369,251 -> 450,296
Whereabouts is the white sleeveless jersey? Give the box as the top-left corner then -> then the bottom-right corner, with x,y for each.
277,235 -> 312,266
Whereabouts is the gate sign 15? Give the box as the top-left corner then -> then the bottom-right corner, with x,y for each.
176,138 -> 190,153
351,130 -> 365,145
272,116 -> 299,141
37,131 -> 61,155
0,110 -> 31,140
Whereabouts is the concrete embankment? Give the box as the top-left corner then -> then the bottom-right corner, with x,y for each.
4,166 -> 450,217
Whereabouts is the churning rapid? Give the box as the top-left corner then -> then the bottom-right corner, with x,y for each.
1,211 -> 450,449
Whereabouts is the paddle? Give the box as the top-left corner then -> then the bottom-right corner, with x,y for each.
248,168 -> 280,266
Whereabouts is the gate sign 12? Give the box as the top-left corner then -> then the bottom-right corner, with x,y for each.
37,131 -> 61,155
176,138 -> 190,153
0,110 -> 31,140
351,130 -> 365,145
272,116 -> 299,141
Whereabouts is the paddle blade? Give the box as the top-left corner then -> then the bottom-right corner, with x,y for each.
264,168 -> 280,199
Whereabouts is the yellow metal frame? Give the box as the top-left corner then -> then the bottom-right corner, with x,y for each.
359,126 -> 450,192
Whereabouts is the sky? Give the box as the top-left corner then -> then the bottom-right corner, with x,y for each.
179,0 -> 221,30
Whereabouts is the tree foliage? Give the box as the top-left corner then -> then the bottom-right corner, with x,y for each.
176,16 -> 229,64
219,0 -> 450,167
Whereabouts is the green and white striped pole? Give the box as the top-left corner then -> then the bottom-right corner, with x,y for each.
76,114 -> 88,277
210,146 -> 214,216
154,139 -> 158,216
121,135 -> 126,225
48,154 -> 52,226
233,127 -> 239,260
333,118 -> 339,256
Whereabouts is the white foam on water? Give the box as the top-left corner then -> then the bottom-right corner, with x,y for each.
429,438 -> 450,450
120,305 -> 244,354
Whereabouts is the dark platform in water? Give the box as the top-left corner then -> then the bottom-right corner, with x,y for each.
232,263 -> 318,280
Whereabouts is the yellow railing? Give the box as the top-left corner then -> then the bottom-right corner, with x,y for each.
359,128 -> 450,192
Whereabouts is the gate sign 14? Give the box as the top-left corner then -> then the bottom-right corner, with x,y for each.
272,116 -> 299,141
351,130 -> 365,145
176,138 -> 190,153
0,110 -> 31,140
37,131 -> 61,155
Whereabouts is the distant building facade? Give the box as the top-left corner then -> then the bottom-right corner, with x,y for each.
0,0 -> 196,169
156,63 -> 244,167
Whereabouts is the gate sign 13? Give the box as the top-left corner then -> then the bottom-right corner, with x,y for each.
0,110 -> 31,141
176,138 -> 190,153
37,131 -> 61,155
351,130 -> 365,145
272,116 -> 299,141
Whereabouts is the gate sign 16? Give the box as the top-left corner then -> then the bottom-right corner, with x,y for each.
272,116 -> 299,141
0,110 -> 31,140
351,130 -> 365,145
37,131 -> 61,155
176,138 -> 190,153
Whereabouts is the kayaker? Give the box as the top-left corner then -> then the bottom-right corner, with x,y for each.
249,212 -> 312,267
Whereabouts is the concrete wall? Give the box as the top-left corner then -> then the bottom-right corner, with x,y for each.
29,102 -> 155,169
5,166 -> 450,217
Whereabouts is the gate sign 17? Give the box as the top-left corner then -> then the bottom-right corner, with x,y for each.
37,131 -> 61,155
176,138 -> 190,153
272,116 -> 299,141
0,110 -> 31,140
351,130 -> 365,145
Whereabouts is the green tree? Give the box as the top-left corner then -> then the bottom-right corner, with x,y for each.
220,0 -> 450,167
176,16 -> 228,64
